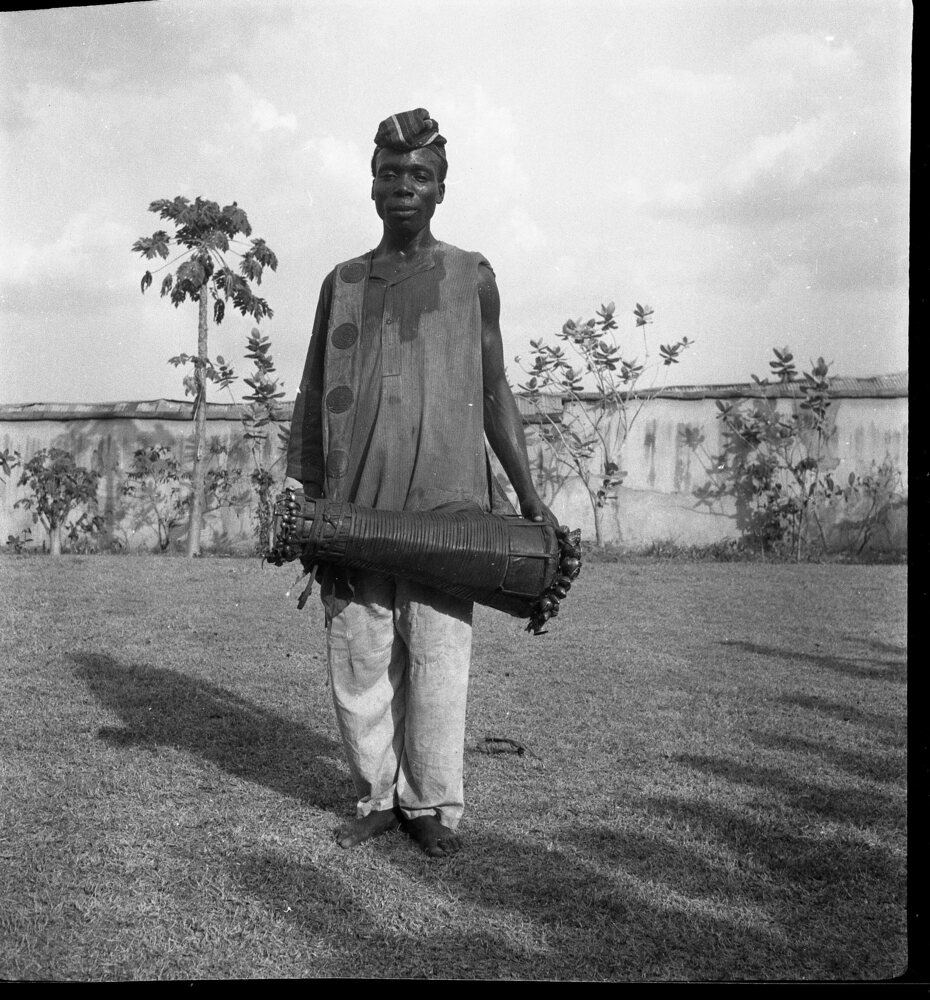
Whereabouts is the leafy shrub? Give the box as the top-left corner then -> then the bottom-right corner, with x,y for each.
121,445 -> 191,551
517,303 -> 692,546
692,348 -> 905,559
14,449 -> 103,555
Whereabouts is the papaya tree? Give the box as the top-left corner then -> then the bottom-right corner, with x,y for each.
132,196 -> 278,556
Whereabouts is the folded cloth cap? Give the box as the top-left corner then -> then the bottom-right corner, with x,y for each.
373,108 -> 447,160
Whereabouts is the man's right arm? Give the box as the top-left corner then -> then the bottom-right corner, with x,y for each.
286,272 -> 334,499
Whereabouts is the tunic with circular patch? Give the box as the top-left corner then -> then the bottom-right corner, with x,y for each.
287,242 -> 495,513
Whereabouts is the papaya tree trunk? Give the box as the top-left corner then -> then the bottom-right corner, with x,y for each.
49,522 -> 62,557
185,290 -> 209,557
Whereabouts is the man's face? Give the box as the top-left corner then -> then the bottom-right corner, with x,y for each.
371,148 -> 445,236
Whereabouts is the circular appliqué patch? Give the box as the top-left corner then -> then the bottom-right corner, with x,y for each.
339,263 -> 366,284
326,450 -> 349,477
331,323 -> 358,349
325,385 -> 354,413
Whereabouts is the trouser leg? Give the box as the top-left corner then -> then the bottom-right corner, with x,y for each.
326,573 -> 406,817
393,579 -> 473,830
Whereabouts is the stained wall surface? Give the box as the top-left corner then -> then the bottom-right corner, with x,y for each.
0,384 -> 908,552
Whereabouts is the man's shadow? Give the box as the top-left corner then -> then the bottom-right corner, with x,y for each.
71,652 -> 348,808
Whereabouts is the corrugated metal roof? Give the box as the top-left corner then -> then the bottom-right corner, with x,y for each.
0,373 -> 907,422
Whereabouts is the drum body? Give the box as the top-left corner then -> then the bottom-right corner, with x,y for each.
267,491 -> 581,632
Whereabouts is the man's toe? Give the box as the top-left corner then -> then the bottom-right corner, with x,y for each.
335,825 -> 359,849
436,833 -> 461,856
405,816 -> 462,857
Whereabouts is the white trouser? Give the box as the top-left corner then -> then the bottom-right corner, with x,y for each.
325,572 -> 473,829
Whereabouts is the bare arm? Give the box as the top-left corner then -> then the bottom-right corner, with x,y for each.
479,266 -> 556,526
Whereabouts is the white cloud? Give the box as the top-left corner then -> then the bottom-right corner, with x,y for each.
618,21 -> 907,287
304,135 -> 370,181
251,97 -> 296,133
742,32 -> 860,87
638,64 -> 735,101
652,180 -> 703,214
225,73 -> 297,133
722,117 -> 840,193
609,26 -> 879,211
0,2 -> 911,403
0,205 -> 135,289
500,205 -> 547,255
442,85 -> 526,195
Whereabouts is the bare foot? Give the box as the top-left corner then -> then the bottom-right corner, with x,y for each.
403,815 -> 462,858
335,808 -> 400,849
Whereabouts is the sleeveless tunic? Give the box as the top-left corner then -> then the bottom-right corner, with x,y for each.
287,242 -> 495,513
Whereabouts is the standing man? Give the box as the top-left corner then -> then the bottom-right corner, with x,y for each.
287,108 -> 553,857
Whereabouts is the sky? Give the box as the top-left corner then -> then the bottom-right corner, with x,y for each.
0,0 -> 912,405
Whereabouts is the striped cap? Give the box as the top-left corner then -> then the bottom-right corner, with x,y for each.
373,108 -> 447,158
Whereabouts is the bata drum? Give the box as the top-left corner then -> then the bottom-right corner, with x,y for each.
265,490 -> 582,634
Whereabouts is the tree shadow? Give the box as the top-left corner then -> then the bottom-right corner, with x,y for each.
671,753 -> 902,825
71,651 -> 348,808
720,640 -> 907,684
65,638 -> 907,979
228,845 -> 582,979
213,754 -> 904,978
639,793 -> 900,889
746,729 -> 906,784
225,827 -> 791,981
777,693 -> 904,739
843,636 -> 907,658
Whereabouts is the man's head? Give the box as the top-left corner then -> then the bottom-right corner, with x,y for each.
370,108 -> 448,183
371,109 -> 447,237
371,147 -> 445,235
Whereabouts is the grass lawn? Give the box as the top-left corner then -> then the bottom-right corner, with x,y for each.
0,555 -> 907,981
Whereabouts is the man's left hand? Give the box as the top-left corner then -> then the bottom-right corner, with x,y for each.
520,495 -> 559,531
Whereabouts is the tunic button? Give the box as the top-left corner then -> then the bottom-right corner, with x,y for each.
331,323 -> 358,349
339,263 -> 366,283
326,386 -> 354,413
326,450 -> 349,477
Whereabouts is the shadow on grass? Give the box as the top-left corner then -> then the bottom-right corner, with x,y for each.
720,640 -> 907,684
777,693 -> 904,738
672,754 -> 902,826
213,763 -> 904,978
233,805 -> 900,979
227,830 -> 790,980
229,845 -> 587,979
71,652 -> 349,809
847,636 -> 907,658
747,730 -> 906,784
641,794 -> 900,891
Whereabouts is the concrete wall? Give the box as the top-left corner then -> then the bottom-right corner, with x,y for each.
0,415 -> 281,553
521,395 -> 907,549
0,393 -> 908,552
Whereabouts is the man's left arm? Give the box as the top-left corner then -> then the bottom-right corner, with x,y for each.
479,266 -> 557,526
